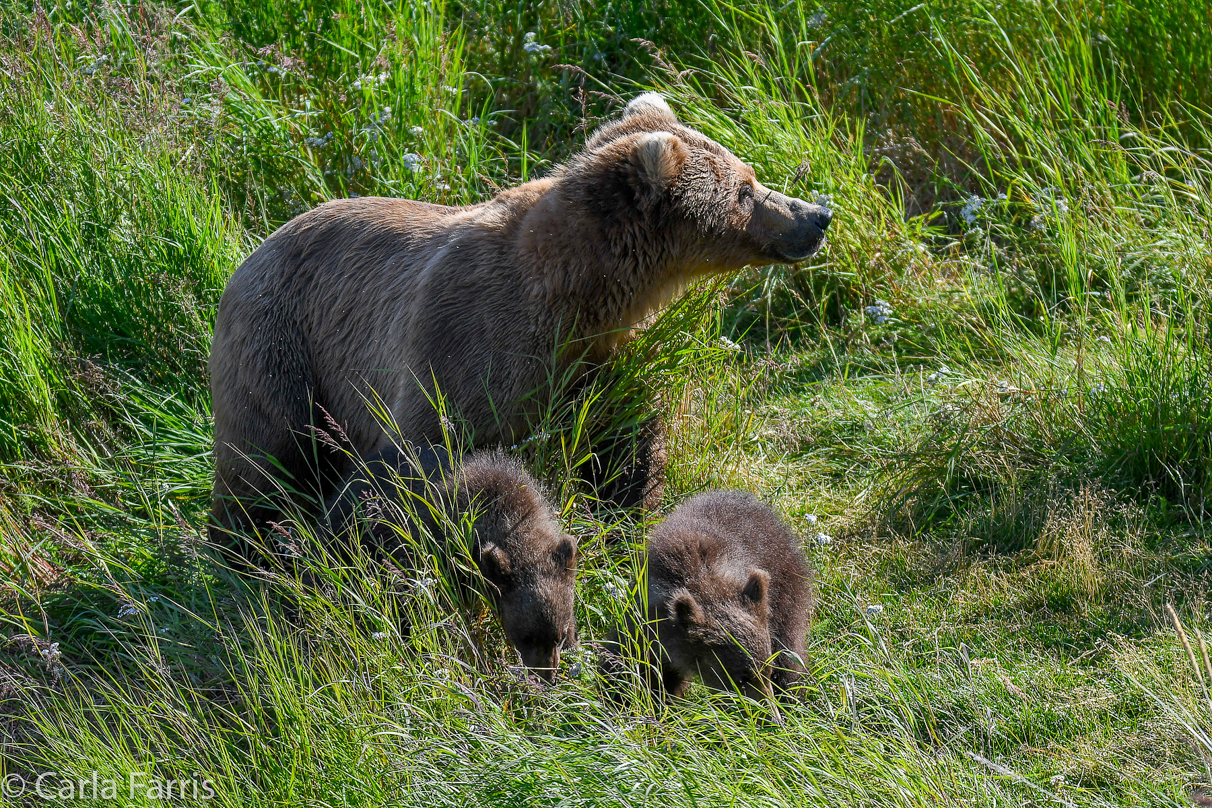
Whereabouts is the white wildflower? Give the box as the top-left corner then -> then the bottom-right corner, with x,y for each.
410,125 -> 424,137
117,603 -> 140,619
1096,335 -> 1111,344
865,604 -> 884,617
814,532 -> 832,547
961,194 -> 984,226
804,514 -> 818,525
719,336 -> 741,352
604,581 -> 626,600
864,299 -> 892,325
41,642 -> 62,662
371,631 -> 389,641
401,152 -> 423,172
523,31 -> 553,54
806,10 -> 827,28
1091,383 -> 1106,394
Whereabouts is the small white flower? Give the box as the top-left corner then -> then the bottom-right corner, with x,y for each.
401,152 -> 423,172
1091,383 -> 1106,394
804,514 -> 818,525
522,31 -> 553,54
410,125 -> 424,137
806,10 -> 827,27
604,581 -> 626,600
371,631 -> 389,641
1049,774 -> 1065,786
814,532 -> 832,547
961,194 -> 984,225
719,336 -> 741,352
864,299 -> 892,325
865,604 -> 884,617
1096,335 -> 1111,344
117,603 -> 140,619
41,642 -> 62,661
147,595 -> 160,603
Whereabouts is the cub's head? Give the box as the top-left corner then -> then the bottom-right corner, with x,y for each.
574,92 -> 832,273
459,454 -> 578,682
658,561 -> 776,704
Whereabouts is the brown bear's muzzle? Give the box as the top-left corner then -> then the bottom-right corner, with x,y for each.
749,185 -> 832,263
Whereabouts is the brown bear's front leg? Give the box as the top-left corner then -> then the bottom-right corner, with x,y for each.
583,415 -> 667,513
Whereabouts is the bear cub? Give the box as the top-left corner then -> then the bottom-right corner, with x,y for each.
327,447 -> 577,681
606,491 -> 813,716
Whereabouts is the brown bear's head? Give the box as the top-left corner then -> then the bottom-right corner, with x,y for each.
576,92 -> 832,276
459,454 -> 578,682
656,564 -> 779,708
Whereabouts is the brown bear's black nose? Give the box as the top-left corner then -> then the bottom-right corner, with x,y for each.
814,208 -> 832,232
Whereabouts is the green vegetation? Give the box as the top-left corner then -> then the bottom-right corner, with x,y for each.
3,0 -> 1211,804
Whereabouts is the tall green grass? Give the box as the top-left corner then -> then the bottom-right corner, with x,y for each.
3,0 -> 1212,804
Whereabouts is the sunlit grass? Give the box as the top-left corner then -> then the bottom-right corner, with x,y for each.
2,0 -> 1211,804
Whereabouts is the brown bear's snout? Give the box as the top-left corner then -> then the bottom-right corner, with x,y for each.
519,642 -> 562,682
750,186 -> 832,263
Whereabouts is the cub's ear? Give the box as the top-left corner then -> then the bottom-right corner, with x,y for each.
478,543 -> 512,583
669,589 -> 703,626
630,131 -> 687,195
740,569 -> 770,608
553,534 -> 577,570
624,92 -> 678,124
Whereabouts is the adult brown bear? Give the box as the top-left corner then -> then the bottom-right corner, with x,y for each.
209,93 -> 831,540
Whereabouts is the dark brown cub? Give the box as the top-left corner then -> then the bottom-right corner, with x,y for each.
604,491 -> 813,716
327,447 -> 578,681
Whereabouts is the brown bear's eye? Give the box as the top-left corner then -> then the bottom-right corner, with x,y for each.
739,185 -> 754,204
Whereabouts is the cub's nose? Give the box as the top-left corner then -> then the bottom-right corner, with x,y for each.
814,207 -> 833,232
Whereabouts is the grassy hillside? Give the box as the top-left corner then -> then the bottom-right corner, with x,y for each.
2,0 -> 1211,804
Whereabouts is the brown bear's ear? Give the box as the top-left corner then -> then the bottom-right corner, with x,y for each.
624,92 -> 678,124
740,569 -> 770,609
669,589 -> 703,626
631,131 -> 687,195
553,534 -> 577,570
479,543 -> 512,583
